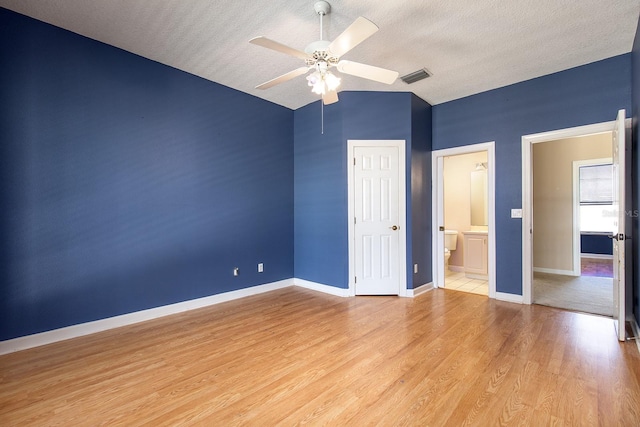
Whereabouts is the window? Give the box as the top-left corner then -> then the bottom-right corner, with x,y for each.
579,163 -> 615,233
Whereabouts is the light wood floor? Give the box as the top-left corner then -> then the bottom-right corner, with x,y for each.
1,287 -> 639,426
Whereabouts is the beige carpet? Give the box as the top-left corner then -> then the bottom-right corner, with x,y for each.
533,272 -> 613,317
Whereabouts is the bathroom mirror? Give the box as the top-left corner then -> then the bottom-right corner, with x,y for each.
470,168 -> 488,226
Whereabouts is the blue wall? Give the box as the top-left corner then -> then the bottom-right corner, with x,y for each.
632,14 -> 640,326
580,234 -> 613,256
0,8 -> 294,341
293,92 -> 432,289
410,95 -> 433,288
293,100 -> 345,287
433,55 -> 632,296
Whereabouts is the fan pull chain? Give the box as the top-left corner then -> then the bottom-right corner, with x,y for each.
321,99 -> 324,134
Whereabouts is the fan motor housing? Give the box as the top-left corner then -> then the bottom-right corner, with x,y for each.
304,40 -> 331,55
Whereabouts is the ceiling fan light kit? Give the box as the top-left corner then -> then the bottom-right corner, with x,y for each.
306,63 -> 341,96
249,1 -> 399,106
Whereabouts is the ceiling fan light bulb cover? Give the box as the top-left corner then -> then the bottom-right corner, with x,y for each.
325,72 -> 341,91
307,72 -> 325,95
311,83 -> 326,95
306,72 -> 320,85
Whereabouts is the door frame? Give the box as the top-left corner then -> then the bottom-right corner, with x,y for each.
431,141 -> 496,298
347,140 -> 407,297
521,119 -> 630,305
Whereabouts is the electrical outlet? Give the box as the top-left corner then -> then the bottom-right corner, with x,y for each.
258,263 -> 264,273
414,264 -> 418,274
233,267 -> 239,276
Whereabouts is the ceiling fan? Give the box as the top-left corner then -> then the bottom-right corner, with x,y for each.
249,1 -> 399,105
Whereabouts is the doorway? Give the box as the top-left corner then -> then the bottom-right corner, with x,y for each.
432,142 -> 496,298
530,134 -> 613,316
347,140 -> 407,296
521,111 -> 630,340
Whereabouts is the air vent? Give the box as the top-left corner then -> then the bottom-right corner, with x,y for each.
400,68 -> 431,84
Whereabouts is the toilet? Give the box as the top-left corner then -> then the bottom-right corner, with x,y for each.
444,230 -> 458,270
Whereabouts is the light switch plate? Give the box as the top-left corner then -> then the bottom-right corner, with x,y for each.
511,209 -> 523,218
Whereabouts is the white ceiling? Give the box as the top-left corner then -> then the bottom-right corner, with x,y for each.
2,0 -> 639,110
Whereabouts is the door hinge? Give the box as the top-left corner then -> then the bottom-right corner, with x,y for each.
353,157 -> 356,166
354,217 -> 357,224
354,276 -> 357,284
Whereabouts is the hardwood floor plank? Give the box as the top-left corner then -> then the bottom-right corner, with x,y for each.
1,287 -> 639,426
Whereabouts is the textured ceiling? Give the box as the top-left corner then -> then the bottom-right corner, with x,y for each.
1,0 -> 639,109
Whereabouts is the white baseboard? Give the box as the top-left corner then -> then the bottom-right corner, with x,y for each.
0,277 -> 450,355
581,253 -> 613,260
0,279 -> 294,356
408,282 -> 434,297
293,278 -> 351,297
447,265 -> 464,273
533,267 -> 578,276
495,291 -> 524,304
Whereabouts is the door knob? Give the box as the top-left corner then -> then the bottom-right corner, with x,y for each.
390,225 -> 399,231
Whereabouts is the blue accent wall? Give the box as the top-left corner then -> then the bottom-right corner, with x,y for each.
293,101 -> 346,287
580,234 -> 613,256
632,13 -> 640,326
0,8 -> 294,341
410,95 -> 433,288
293,92 -> 432,289
433,55 -> 632,296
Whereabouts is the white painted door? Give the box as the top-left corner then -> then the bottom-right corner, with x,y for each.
354,146 -> 400,295
612,109 -> 626,341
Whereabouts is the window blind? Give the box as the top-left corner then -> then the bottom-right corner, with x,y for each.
579,164 -> 612,204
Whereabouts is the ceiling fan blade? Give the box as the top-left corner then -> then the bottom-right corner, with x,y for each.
337,60 -> 399,85
250,37 -> 309,61
255,67 -> 309,90
328,17 -> 378,58
322,90 -> 339,105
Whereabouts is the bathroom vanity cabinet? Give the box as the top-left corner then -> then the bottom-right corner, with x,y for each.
463,231 -> 488,279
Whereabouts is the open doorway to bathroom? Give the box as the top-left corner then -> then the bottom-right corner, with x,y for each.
443,152 -> 489,295
432,142 -> 496,298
